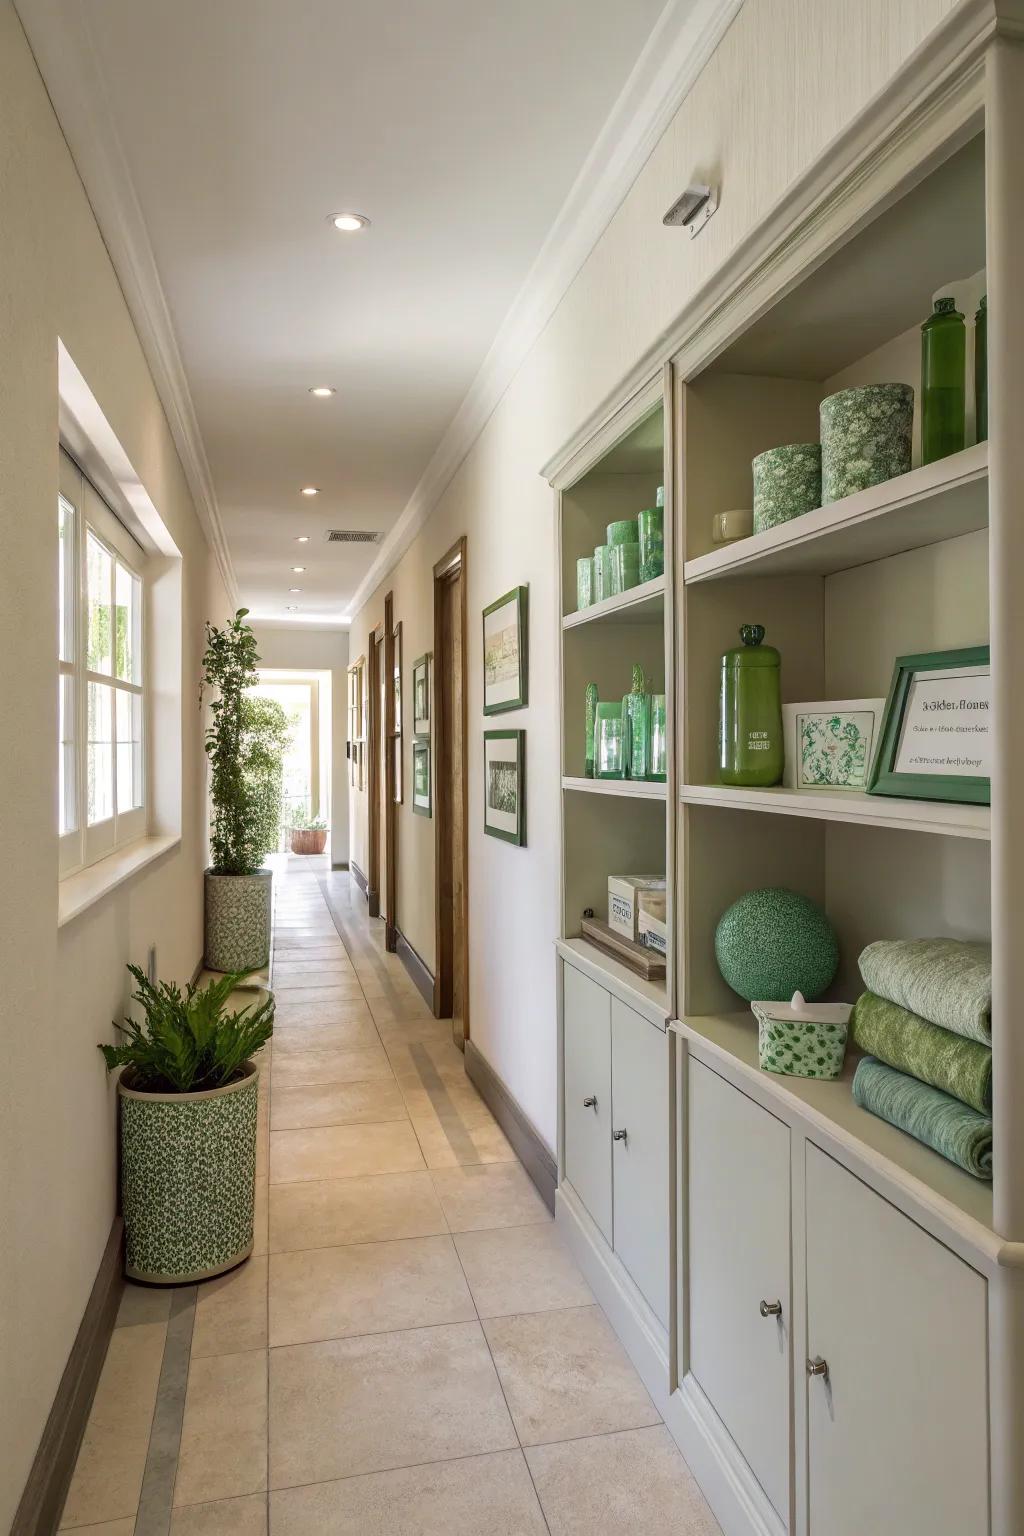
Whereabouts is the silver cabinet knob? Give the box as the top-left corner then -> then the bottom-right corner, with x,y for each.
759,1299 -> 782,1318
583,1096 -> 597,1109
612,1128 -> 628,1142
806,1356 -> 829,1379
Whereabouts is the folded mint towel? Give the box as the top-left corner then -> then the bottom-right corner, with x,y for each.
851,992 -> 991,1113
852,1056 -> 992,1180
858,938 -> 991,1044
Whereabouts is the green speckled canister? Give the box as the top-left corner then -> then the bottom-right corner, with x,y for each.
584,682 -> 598,778
118,1062 -> 259,1283
204,870 -> 272,972
593,544 -> 611,603
638,506 -> 664,581
715,887 -> 839,1002
576,557 -> 593,610
606,518 -> 639,547
752,443 -> 821,533
610,542 -> 640,595
820,382 -> 914,503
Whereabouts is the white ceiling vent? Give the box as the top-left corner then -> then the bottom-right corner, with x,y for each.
323,528 -> 380,544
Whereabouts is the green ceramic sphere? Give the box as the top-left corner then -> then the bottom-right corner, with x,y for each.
715,887 -> 839,1002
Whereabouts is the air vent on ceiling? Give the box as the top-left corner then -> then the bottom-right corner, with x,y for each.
324,528 -> 380,544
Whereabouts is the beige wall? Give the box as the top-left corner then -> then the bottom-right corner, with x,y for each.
250,625 -> 350,865
348,0 -> 958,1150
0,5 -> 230,1525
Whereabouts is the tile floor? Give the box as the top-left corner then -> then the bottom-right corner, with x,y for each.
59,860 -> 719,1535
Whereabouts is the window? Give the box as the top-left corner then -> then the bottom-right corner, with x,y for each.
59,449 -> 147,875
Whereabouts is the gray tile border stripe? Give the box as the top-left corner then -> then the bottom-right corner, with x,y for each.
134,1284 -> 197,1536
409,1042 -> 480,1164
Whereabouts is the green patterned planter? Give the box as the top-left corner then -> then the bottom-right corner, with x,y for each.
753,1002 -> 849,1080
820,382 -> 914,504
119,1061 -> 259,1283
204,869 -> 272,973
752,443 -> 821,533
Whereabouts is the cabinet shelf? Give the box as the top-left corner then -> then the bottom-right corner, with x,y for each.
557,937 -> 669,1028
684,443 -> 988,584
675,1011 -> 996,1252
564,776 -> 667,801
679,783 -> 990,840
562,575 -> 665,629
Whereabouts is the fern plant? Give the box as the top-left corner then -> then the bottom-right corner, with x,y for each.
99,965 -> 275,1093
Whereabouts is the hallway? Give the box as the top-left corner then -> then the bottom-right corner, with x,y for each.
58,863 -> 717,1535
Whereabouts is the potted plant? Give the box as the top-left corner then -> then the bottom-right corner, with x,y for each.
288,804 -> 329,855
99,966 -> 274,1283
201,609 -> 290,972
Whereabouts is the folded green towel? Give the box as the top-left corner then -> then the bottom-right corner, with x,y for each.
852,1056 -> 992,1180
858,938 -> 991,1044
851,992 -> 991,1113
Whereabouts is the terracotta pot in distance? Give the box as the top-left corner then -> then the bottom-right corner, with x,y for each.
290,828 -> 328,855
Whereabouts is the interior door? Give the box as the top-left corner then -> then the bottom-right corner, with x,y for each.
610,999 -> 669,1326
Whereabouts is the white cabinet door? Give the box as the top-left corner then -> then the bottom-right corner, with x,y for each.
610,998 -> 670,1327
562,963 -> 612,1243
688,1059 -> 791,1521
805,1146 -> 988,1536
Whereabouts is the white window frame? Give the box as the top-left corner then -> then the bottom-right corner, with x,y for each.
59,449 -> 147,877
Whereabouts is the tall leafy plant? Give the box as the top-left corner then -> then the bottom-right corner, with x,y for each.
201,609 -> 289,874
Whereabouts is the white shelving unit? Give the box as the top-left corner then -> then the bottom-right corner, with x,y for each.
562,574 -> 665,628
565,775 -> 667,800
679,782 -> 990,839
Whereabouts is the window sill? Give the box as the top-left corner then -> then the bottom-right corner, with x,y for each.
58,834 -> 181,927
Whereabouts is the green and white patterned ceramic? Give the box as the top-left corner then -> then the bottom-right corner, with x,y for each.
753,1004 -> 848,1080
119,1061 -> 259,1283
204,869 -> 272,973
752,443 -> 821,533
820,382 -> 914,503
715,887 -> 839,1002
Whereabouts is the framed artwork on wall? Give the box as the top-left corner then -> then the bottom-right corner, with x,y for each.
483,729 -> 525,845
413,652 -> 431,736
482,585 -> 528,715
412,737 -> 431,817
868,645 -> 990,804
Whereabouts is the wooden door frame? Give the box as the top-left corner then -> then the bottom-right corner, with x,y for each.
383,591 -> 397,950
432,536 -> 469,1030
366,619 -> 385,917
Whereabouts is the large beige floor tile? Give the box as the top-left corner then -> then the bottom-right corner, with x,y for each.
174,1349 -> 267,1506
454,1224 -> 593,1318
271,1000 -> 374,1028
191,1256 -> 268,1357
59,1321 -> 166,1527
272,943 -> 347,960
526,1426 -> 720,1535
367,995 -> 433,1025
413,1115 -> 517,1169
377,1016 -> 457,1048
252,1178 -> 268,1257
269,1120 -> 425,1183
170,1493 -> 268,1536
269,1045 -> 393,1089
272,983 -> 364,1004
116,1283 -> 172,1328
482,1305 -> 660,1446
269,1171 -> 447,1251
269,1323 -> 516,1488
271,974 -> 361,995
430,1162 -> 551,1232
269,1234 -> 474,1345
62,1522 -> 136,1535
270,1078 -> 407,1130
270,1450 -> 547,1535
270,1021 -> 379,1052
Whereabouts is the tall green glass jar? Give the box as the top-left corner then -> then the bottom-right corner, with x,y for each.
975,295 -> 987,444
921,296 -> 965,464
719,624 -> 783,787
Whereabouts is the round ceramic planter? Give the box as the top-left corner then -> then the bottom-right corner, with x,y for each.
820,382 -> 914,503
752,442 -> 822,534
204,869 -> 272,973
290,828 -> 327,855
119,1061 -> 259,1284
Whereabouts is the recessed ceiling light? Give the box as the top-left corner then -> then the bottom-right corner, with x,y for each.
328,212 -> 370,232
296,535 -> 310,543
309,386 -> 336,397
300,486 -> 319,497
292,566 -> 306,573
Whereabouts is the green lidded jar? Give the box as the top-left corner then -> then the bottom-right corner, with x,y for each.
593,543 -> 611,604
921,296 -> 966,464
606,518 -> 638,547
975,295 -> 987,444
610,542 -> 640,595
576,556 -> 593,611
650,694 -> 667,782
719,624 -> 783,787
596,702 -> 625,779
638,506 -> 664,582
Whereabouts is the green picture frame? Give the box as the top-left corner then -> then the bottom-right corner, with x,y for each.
482,585 -> 528,715
483,729 -> 525,845
412,737 -> 431,817
867,644 -> 990,805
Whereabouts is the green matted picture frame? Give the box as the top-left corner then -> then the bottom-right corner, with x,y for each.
482,585 -> 528,715
412,736 -> 431,817
483,729 -> 526,845
867,644 -> 991,805
412,652 -> 431,737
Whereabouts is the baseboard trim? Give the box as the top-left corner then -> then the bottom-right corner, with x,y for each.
351,860 -> 368,896
331,861 -> 350,871
465,1042 -> 556,1212
367,890 -> 380,918
12,1217 -> 124,1536
394,927 -> 435,1007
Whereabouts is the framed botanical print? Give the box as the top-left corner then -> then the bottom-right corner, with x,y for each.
412,737 -> 431,816
413,653 -> 431,736
868,645 -> 990,804
783,699 -> 885,791
483,729 -> 525,845
482,585 -> 528,715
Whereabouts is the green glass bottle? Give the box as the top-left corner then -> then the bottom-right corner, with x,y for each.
584,683 -> 598,778
625,665 -> 650,780
975,295 -> 987,444
921,296 -> 966,464
719,624 -> 783,787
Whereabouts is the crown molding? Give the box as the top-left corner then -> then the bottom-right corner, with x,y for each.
347,0 -> 745,616
15,0 -> 238,608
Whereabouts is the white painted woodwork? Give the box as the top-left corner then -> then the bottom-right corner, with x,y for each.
562,962 -> 613,1242
611,998 -> 670,1327
557,938 -> 669,1029
679,783 -> 990,840
688,1060 -> 792,1522
564,775 -> 667,799
562,575 -> 665,628
805,1145 -> 989,1536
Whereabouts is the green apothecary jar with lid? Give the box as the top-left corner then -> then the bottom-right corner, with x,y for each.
719,624 -> 783,787
921,296 -> 966,463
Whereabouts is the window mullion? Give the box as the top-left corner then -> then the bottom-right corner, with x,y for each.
76,484 -> 87,866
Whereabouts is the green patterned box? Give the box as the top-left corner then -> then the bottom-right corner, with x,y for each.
820,382 -> 914,503
752,442 -> 821,533
752,995 -> 851,1080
